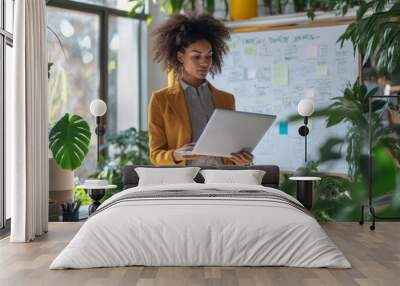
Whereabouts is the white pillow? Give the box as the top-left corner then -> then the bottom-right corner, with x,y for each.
135,167 -> 200,186
200,169 -> 266,185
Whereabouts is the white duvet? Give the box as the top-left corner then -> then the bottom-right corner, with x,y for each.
50,183 -> 351,269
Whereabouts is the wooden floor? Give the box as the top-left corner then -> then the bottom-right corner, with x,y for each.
0,222 -> 399,286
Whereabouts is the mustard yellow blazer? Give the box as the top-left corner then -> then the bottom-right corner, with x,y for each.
148,81 -> 236,166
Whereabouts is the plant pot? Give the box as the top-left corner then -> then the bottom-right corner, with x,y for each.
62,210 -> 80,222
230,0 -> 257,21
49,158 -> 74,204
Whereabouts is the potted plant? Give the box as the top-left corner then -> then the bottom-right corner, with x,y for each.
87,127 -> 150,201
128,0 -> 229,21
48,113 -> 91,221
287,82 -> 399,220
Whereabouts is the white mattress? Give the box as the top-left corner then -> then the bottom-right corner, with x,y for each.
50,183 -> 351,269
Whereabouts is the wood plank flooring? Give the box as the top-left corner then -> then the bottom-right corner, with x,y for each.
0,222 -> 399,286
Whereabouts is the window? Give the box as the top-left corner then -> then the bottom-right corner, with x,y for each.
47,1 -> 144,179
108,16 -> 140,133
47,7 -> 101,178
1,0 -> 14,232
72,0 -> 134,11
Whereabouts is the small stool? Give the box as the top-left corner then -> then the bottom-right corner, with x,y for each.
289,176 -> 321,210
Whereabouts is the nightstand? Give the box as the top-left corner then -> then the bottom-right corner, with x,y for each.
77,184 -> 117,215
289,176 -> 321,210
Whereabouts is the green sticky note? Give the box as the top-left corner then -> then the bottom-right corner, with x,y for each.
272,64 -> 289,86
279,122 -> 288,135
319,64 -> 328,76
244,46 -> 256,56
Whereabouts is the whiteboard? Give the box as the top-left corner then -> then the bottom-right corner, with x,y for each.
209,24 -> 358,173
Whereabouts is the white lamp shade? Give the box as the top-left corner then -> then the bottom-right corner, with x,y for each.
90,99 -> 107,116
297,99 -> 315,117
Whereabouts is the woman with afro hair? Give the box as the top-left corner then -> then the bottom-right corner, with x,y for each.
148,13 -> 253,166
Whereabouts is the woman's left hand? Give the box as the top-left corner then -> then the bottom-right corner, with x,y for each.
229,151 -> 254,166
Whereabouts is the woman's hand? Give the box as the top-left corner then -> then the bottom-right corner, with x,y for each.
229,151 -> 254,166
173,143 -> 208,163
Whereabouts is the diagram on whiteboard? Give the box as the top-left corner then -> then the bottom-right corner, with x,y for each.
209,24 -> 358,173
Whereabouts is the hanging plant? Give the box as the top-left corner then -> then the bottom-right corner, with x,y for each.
49,113 -> 91,171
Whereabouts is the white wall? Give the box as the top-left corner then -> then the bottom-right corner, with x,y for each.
140,1 -> 168,130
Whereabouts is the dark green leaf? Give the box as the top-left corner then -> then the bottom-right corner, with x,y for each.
49,113 -> 91,170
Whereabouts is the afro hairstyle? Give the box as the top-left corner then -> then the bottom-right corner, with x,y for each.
152,13 -> 231,78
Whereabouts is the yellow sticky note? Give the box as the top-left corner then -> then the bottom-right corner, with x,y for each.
272,64 -> 289,86
319,64 -> 328,76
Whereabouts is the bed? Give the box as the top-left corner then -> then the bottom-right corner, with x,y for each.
50,165 -> 350,269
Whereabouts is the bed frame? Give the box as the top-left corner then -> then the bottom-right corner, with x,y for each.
123,165 -> 280,189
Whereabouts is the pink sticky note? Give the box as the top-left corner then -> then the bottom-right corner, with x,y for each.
307,46 -> 318,59
306,88 -> 315,98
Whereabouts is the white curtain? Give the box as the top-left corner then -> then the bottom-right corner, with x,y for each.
9,0 -> 49,242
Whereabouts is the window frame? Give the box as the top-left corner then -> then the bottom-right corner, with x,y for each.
0,0 -> 13,234
46,0 -> 146,136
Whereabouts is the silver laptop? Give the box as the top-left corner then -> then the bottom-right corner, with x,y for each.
179,109 -> 276,157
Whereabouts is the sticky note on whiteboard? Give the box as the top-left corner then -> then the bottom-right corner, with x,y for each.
319,64 -> 329,76
272,64 -> 289,86
244,46 -> 257,56
279,122 -> 288,135
307,46 -> 318,59
306,87 -> 316,98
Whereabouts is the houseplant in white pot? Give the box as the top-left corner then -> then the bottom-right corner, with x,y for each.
48,113 -> 91,221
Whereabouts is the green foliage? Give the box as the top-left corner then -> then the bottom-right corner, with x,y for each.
127,0 -> 146,17
286,81 -> 400,220
290,82 -> 389,181
338,1 -> 400,75
312,175 -> 353,221
73,186 -> 93,206
90,127 -> 150,195
128,0 -> 227,18
280,160 -> 354,221
317,83 -> 388,180
49,113 -> 91,171
305,0 -> 400,75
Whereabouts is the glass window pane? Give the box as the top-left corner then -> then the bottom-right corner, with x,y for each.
108,16 -> 140,133
74,0 -> 135,11
47,6 -> 100,178
5,44 -> 12,219
5,0 -> 14,33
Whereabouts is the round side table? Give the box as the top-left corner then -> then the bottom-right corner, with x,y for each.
77,184 -> 117,215
289,176 -> 321,210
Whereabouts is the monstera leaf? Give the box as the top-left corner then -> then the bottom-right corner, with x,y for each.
49,113 -> 91,170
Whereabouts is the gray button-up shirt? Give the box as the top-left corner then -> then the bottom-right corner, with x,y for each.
180,79 -> 224,167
